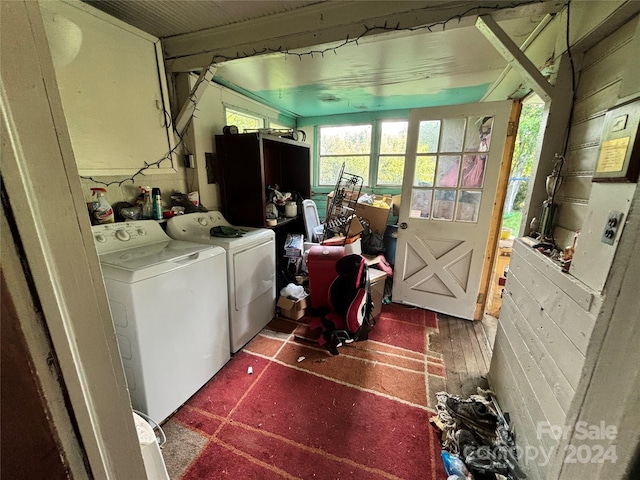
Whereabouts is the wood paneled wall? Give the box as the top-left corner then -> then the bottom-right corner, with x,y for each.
489,239 -> 601,480
554,19 -> 638,249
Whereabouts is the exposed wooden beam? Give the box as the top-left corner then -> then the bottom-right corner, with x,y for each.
476,14 -> 555,102
174,66 -> 216,136
481,13 -> 555,102
163,1 -> 564,73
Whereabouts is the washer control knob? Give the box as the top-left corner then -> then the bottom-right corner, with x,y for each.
95,234 -> 106,243
137,229 -> 146,236
115,229 -> 130,241
198,217 -> 208,226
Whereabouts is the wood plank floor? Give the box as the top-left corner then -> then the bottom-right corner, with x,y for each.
437,314 -> 498,398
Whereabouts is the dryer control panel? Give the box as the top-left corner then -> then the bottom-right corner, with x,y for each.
92,220 -> 169,254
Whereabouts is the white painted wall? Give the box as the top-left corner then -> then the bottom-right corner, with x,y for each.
183,78 -> 296,210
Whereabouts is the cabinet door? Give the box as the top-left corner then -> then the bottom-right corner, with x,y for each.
215,135 -> 266,227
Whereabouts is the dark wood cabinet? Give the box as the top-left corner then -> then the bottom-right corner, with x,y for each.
215,133 -> 311,228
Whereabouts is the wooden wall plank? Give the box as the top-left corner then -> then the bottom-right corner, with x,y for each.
572,79 -> 622,124
564,145 -> 599,173
559,175 -> 593,200
501,297 -> 575,414
575,35 -> 634,100
554,201 -> 588,234
566,115 -> 606,148
489,332 -> 549,480
513,240 -> 595,310
508,249 -> 596,355
506,273 -> 585,389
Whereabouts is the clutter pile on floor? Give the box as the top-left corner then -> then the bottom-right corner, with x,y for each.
430,388 -> 527,480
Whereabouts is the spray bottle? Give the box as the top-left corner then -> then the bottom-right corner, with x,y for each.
141,186 -> 153,220
90,188 -> 114,224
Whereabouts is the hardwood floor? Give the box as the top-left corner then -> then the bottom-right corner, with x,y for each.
437,314 -> 497,398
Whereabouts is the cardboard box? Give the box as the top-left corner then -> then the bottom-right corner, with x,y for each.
284,233 -> 304,258
392,195 -> 401,217
368,268 -> 387,318
326,191 -> 393,234
277,295 -> 308,320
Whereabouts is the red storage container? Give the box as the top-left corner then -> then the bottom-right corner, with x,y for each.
307,245 -> 345,309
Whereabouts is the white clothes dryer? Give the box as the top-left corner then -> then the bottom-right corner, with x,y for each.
93,221 -> 230,423
166,211 -> 276,353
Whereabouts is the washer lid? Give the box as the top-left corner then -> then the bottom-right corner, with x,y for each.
98,239 -> 215,271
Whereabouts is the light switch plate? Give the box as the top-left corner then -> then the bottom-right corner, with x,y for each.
601,210 -> 624,245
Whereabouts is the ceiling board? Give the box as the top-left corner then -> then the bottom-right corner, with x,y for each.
78,0 -> 563,117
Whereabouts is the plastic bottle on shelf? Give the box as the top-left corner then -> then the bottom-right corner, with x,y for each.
142,186 -> 153,220
152,187 -> 163,220
90,187 -> 114,224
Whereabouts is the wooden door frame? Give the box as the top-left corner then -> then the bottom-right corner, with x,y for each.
1,2 -> 147,478
474,101 -> 522,320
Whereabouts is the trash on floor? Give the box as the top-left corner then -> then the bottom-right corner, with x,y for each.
430,388 -> 526,480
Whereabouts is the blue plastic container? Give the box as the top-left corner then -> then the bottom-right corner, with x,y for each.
383,224 -> 398,266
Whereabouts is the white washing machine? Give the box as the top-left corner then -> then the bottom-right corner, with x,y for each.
92,220 -> 230,423
166,212 -> 276,353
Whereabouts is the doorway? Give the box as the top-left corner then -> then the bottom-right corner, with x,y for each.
484,99 -> 545,318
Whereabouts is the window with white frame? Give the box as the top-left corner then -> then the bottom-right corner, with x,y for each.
225,107 -> 264,132
317,121 -> 408,187
318,125 -> 372,186
377,121 -> 408,186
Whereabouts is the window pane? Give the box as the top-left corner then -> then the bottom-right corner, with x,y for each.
417,120 -> 440,153
320,125 -> 372,155
436,155 -> 461,187
433,189 -> 456,220
380,121 -> 408,154
410,189 -> 432,218
226,108 -> 263,132
457,191 -> 482,222
414,155 -> 436,186
461,154 -> 487,188
319,156 -> 369,186
441,118 -> 466,152
377,156 -> 405,185
465,116 -> 493,152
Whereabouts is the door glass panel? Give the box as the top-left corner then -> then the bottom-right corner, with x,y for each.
433,189 -> 456,220
465,116 -> 493,152
440,118 -> 466,152
417,120 -> 440,153
460,154 -> 487,188
410,189 -> 432,218
436,155 -> 461,187
457,191 -> 482,222
414,155 -> 436,186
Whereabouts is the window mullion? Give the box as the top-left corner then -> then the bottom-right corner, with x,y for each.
370,120 -> 381,189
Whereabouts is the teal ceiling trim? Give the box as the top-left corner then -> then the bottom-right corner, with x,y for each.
253,83 -> 492,119
215,74 -> 492,123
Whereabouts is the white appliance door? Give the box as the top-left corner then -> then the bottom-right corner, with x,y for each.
106,252 -> 230,422
229,239 -> 276,352
233,240 -> 276,311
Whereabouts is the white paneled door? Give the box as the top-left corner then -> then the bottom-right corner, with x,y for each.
392,101 -> 513,320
